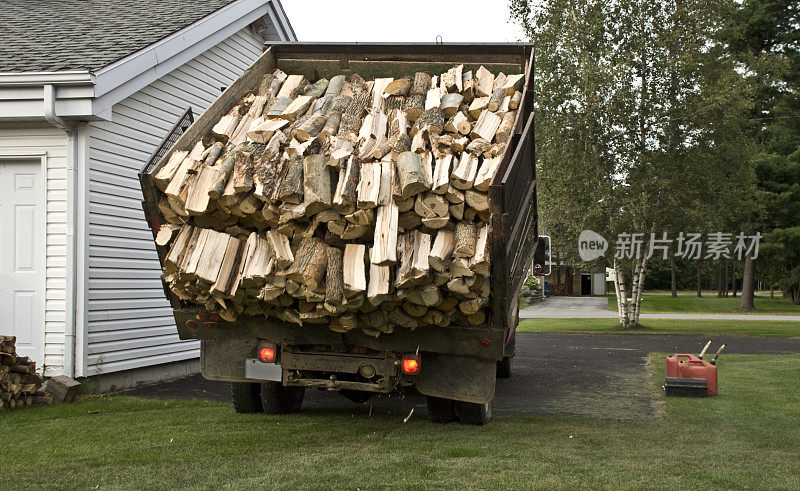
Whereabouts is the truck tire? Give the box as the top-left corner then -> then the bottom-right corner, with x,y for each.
455,401 -> 491,426
426,396 -> 457,424
496,356 -> 512,379
231,382 -> 263,413
261,382 -> 305,414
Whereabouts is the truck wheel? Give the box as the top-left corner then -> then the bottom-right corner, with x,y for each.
426,396 -> 457,424
261,382 -> 305,414
455,401 -> 491,426
231,382 -> 263,413
497,356 -> 512,379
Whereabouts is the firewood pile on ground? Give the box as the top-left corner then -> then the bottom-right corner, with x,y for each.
0,336 -> 53,409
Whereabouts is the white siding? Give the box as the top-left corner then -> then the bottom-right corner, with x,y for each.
0,123 -> 68,374
85,28 -> 265,375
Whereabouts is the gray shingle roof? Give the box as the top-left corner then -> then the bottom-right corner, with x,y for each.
0,0 -> 236,72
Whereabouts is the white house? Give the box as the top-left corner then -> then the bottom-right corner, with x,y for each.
0,0 -> 295,386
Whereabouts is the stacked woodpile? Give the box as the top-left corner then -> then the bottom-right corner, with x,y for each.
0,336 -> 53,409
153,64 -> 524,336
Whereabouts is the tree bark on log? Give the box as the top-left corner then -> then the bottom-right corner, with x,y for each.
287,237 -> 328,291
303,154 -> 331,214
454,222 -> 477,258
461,70 -> 475,102
324,246 -> 344,312
496,111 -> 516,143
333,155 -> 360,214
325,75 -> 346,97
275,154 -> 304,204
440,93 -> 464,118
295,113 -> 328,142
404,94 -> 425,121
416,108 -> 445,135
396,151 -> 431,198
410,72 -> 432,96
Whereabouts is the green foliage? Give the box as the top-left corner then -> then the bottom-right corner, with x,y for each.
509,0 -> 756,274
519,317 -> 800,336
726,0 -> 800,303
523,275 -> 539,291
605,292 -> 800,314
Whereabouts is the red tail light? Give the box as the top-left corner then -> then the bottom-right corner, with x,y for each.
257,340 -> 276,363
401,355 -> 421,375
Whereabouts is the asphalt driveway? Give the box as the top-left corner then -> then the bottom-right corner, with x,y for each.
121,332 -> 800,421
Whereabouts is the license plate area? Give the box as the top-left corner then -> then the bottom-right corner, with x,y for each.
244,358 -> 282,382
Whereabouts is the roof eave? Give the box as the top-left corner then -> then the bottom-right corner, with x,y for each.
90,0 -> 295,117
0,71 -> 94,86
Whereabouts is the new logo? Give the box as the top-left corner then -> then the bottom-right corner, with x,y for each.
578,230 -> 608,261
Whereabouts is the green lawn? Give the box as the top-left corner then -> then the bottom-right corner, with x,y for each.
519,317 -> 800,337
2,354 -> 799,487
607,292 -> 800,315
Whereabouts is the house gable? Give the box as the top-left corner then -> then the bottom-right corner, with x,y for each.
81,27 -> 274,376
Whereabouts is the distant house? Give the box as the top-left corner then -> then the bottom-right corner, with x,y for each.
0,0 -> 295,385
544,267 -> 606,296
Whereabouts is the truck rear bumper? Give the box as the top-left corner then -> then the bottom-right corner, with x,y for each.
198,326 -> 497,404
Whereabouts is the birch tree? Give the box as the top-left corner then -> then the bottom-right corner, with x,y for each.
511,0 -> 754,326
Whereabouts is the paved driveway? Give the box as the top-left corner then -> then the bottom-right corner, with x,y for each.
120,332 -> 800,421
520,296 -> 800,321
520,296 -> 615,318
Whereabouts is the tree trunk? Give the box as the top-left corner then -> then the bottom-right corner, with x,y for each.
723,259 -> 729,297
631,256 -> 647,326
739,255 -> 755,311
770,283 -> 774,299
731,260 -> 738,297
630,258 -> 641,325
696,262 -> 702,297
613,259 -> 624,325
618,267 -> 629,327
670,264 -> 677,298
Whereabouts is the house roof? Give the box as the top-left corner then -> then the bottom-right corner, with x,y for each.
0,0 -> 239,73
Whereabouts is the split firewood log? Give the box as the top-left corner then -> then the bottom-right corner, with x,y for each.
396,152 -> 431,198
454,222 -> 477,258
343,244 -> 367,297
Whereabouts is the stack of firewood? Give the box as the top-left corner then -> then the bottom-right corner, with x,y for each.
153,64 -> 524,336
0,336 -> 53,409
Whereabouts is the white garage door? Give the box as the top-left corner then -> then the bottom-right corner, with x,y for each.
0,159 -> 44,362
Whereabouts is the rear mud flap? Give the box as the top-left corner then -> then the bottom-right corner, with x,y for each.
201,338 -> 255,382
415,354 -> 496,404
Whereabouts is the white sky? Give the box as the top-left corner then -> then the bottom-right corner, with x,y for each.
280,0 -> 526,43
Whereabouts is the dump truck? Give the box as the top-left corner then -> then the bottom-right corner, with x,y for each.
139,43 -> 537,425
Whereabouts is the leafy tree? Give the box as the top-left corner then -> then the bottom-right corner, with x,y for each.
511,0 -> 755,325
754,151 -> 800,303
725,0 -> 800,306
